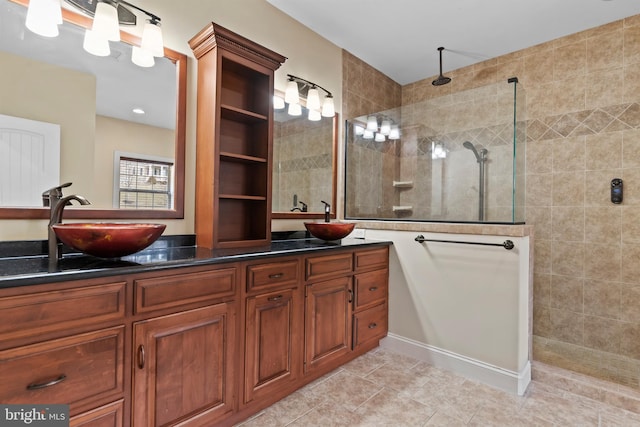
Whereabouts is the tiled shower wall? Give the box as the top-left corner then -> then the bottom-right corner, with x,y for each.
343,15 -> 640,389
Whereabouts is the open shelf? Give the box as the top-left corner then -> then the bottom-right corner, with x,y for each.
190,22 -> 285,249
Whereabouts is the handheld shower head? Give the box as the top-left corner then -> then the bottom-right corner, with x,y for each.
463,141 -> 487,163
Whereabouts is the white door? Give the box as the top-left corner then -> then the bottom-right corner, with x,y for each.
0,114 -> 60,207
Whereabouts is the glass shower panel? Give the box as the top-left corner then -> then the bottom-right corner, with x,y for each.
345,79 -> 525,224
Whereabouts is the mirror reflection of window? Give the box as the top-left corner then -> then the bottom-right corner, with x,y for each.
114,152 -> 173,209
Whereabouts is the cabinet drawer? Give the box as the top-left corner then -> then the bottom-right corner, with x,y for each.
246,259 -> 299,292
0,326 -> 124,410
305,252 -> 353,281
0,282 -> 125,344
135,266 -> 237,313
353,303 -> 387,349
70,399 -> 123,427
354,269 -> 388,310
354,247 -> 389,272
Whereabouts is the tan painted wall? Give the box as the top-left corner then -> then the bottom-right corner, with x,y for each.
0,50 -> 96,209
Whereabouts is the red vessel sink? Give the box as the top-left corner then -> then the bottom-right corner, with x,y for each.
52,223 -> 166,258
304,222 -> 355,241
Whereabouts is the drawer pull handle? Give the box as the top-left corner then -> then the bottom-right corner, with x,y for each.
137,345 -> 145,369
269,273 -> 284,279
27,374 -> 67,390
348,289 -> 353,303
268,295 -> 283,301
368,323 -> 378,329
369,286 -> 378,292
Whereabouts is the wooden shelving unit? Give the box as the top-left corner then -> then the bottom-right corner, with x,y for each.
189,23 -> 286,248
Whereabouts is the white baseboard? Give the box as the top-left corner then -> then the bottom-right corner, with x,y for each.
380,333 -> 531,396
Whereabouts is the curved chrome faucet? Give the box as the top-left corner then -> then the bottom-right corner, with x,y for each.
44,185 -> 91,262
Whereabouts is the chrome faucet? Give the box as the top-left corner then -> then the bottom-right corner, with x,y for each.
290,201 -> 308,212
43,184 -> 91,262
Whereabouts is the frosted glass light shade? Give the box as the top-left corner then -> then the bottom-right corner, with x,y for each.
354,125 -> 365,135
366,115 -> 378,131
287,102 -> 302,116
83,29 -> 110,56
363,129 -> 374,139
388,125 -> 400,140
92,1 -> 120,42
141,20 -> 164,57
306,88 -> 321,111
374,132 -> 386,142
285,80 -> 300,104
132,45 -> 155,67
273,95 -> 285,109
26,0 -> 61,37
380,120 -> 391,135
308,109 -> 321,121
321,96 -> 335,117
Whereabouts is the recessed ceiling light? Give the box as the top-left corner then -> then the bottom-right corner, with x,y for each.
132,108 -> 145,114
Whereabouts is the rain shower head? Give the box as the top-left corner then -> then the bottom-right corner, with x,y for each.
463,141 -> 487,162
432,47 -> 451,86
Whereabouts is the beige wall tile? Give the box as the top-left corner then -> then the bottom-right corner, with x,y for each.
584,206 -> 621,243
585,132 -> 622,170
553,171 -> 585,206
550,274 -> 584,312
550,308 -> 584,345
587,29 -> 624,73
554,41 -> 586,80
552,206 -> 585,241
584,243 -> 621,281
551,241 -> 585,276
584,316 -> 621,353
584,279 -> 621,319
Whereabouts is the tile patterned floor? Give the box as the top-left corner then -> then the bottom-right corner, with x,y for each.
237,348 -> 640,426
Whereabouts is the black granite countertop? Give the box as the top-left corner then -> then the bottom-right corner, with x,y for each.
0,234 -> 391,289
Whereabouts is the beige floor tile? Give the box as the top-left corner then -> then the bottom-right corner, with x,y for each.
236,349 -> 640,427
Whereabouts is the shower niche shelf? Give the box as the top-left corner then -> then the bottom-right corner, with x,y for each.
392,181 -> 414,188
392,206 -> 413,212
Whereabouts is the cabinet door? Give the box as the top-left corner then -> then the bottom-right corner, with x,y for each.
304,276 -> 352,374
132,303 -> 236,427
244,288 -> 301,404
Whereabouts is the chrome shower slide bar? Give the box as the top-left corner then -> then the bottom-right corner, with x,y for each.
414,235 -> 515,250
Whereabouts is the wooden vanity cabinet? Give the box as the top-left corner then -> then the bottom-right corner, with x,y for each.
131,265 -> 239,427
242,257 -> 303,407
0,244 -> 389,427
0,277 -> 128,425
189,22 -> 286,249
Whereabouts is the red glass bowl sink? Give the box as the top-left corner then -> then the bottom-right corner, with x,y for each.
304,222 -> 355,241
52,223 -> 166,258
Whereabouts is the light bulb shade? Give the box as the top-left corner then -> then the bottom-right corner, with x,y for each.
141,20 -> 164,57
306,88 -> 321,111
273,95 -> 285,109
287,102 -> 302,116
354,125 -> 365,135
366,115 -> 378,131
321,96 -> 335,117
388,125 -> 400,140
308,109 -> 321,121
92,1 -> 120,42
285,80 -> 300,104
26,0 -> 61,37
132,45 -> 155,67
83,29 -> 110,56
374,132 -> 386,142
380,120 -> 391,135
363,129 -> 374,139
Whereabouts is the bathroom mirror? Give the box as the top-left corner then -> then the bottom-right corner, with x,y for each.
0,0 -> 186,220
271,92 -> 337,219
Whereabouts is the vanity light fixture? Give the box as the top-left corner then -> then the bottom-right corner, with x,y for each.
26,0 -> 63,37
24,0 -> 164,68
282,74 -> 336,120
273,95 -> 285,109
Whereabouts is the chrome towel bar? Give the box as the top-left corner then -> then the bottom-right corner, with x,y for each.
414,235 -> 515,250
